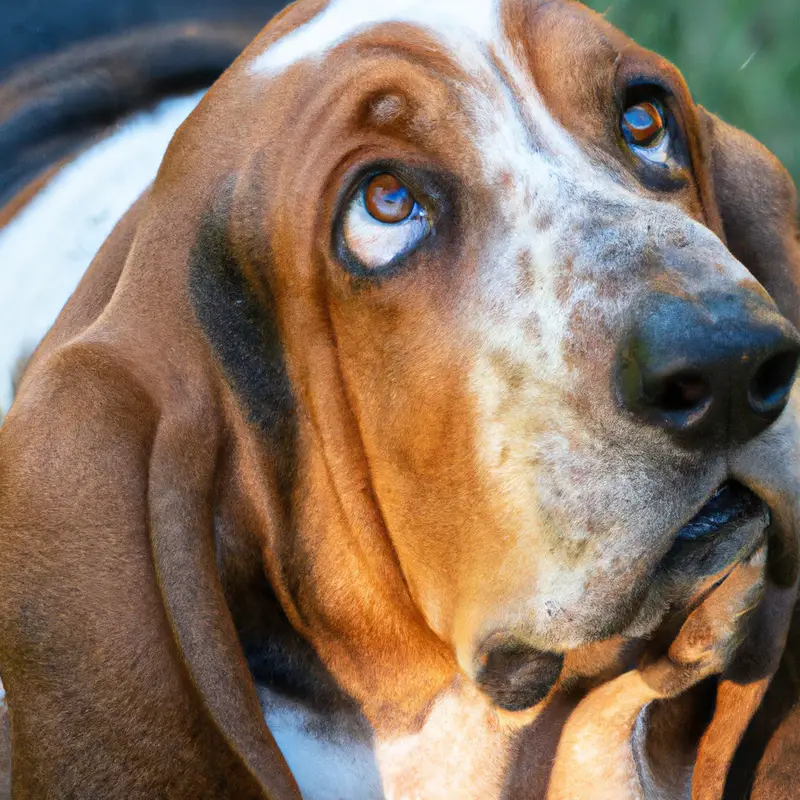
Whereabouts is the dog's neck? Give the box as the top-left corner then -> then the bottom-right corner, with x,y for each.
222,546 -> 532,798
213,440 -> 510,797
211,396 -> 550,795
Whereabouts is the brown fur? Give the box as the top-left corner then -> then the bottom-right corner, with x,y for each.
1,1 -> 800,797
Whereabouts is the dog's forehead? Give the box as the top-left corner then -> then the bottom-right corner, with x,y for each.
249,0 -> 616,181
251,0 -> 504,75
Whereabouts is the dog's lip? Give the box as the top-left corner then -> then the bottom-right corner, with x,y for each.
650,477 -> 770,604
676,480 -> 767,541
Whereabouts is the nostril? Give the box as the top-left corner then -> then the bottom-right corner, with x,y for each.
618,292 -> 800,443
649,372 -> 712,415
749,350 -> 799,414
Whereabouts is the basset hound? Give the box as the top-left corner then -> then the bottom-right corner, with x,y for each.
2,0 -> 800,797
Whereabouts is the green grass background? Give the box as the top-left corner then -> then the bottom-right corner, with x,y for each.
585,0 -> 799,187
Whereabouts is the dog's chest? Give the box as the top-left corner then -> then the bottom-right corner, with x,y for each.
260,693 -> 381,799
259,685 -> 518,799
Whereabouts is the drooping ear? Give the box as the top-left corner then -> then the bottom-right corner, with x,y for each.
0,344 -> 301,799
699,108 -> 800,327
148,180 -> 303,799
147,383 -> 302,800
0,174 -> 301,797
147,402 -> 302,800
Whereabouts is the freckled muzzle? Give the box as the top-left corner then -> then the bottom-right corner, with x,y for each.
472,481 -> 771,713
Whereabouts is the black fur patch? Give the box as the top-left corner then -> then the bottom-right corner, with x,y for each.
0,24 -> 259,207
188,179 -> 295,443
475,635 -> 564,712
189,182 -> 353,713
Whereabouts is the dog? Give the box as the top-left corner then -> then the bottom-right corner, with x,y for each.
2,0 -> 800,797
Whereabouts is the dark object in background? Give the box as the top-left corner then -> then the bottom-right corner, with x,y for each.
0,0 -> 280,78
0,0 -> 287,208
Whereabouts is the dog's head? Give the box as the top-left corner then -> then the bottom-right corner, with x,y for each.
175,0 -> 800,711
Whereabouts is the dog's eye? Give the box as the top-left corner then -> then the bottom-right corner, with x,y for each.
622,102 -> 665,147
622,101 -> 671,164
364,174 -> 415,223
342,173 -> 430,270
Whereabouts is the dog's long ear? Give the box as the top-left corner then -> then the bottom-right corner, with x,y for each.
700,108 -> 800,326
148,178 -> 303,800
0,188 -> 301,800
148,399 -> 302,800
670,114 -> 800,799
0,314 -> 300,800
0,8 -> 311,794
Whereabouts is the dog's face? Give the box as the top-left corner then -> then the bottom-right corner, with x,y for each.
202,0 -> 800,709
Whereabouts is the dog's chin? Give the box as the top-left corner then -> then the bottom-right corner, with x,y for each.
475,481 -> 771,713
474,634 -> 565,712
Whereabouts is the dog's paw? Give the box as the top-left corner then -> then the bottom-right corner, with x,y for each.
642,544 -> 766,698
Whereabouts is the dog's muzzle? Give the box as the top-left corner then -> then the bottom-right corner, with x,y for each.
474,483 -> 771,712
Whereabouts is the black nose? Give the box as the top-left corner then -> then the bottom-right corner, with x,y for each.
616,292 -> 800,445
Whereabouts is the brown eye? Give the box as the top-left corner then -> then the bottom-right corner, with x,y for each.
621,101 -> 665,148
342,170 -> 430,270
364,173 -> 415,223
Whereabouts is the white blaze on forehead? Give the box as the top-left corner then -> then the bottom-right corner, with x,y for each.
251,0 -> 501,75
252,0 -> 599,177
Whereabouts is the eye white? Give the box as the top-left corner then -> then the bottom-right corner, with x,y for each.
631,128 -> 671,166
342,187 -> 429,270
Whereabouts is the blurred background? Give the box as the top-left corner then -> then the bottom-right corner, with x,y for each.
586,0 -> 799,185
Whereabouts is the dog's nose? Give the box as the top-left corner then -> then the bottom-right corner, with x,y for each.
616,292 -> 800,445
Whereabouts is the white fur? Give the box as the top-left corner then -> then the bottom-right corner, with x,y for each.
0,91 -> 204,418
260,681 -> 531,800
374,683 -> 519,800
0,677 -> 4,704
259,688 -> 383,799
251,0 -> 501,75
251,0 -> 594,172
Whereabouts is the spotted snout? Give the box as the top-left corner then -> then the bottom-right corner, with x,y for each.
466,262 -> 800,712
